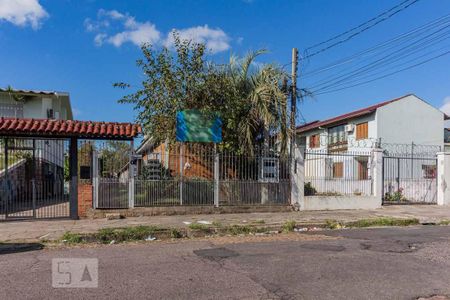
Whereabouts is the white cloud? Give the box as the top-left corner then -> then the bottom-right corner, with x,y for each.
94,33 -> 107,46
84,9 -> 160,47
85,9 -> 230,53
108,22 -> 160,47
164,25 -> 230,54
0,0 -> 48,29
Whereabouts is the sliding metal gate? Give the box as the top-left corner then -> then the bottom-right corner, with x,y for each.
382,156 -> 437,204
0,137 -> 70,221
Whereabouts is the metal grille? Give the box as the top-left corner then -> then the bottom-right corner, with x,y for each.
304,150 -> 372,196
382,156 -> 437,204
132,143 -> 290,207
0,137 -> 70,220
79,140 -> 132,209
218,151 -> 290,205
135,143 -> 215,206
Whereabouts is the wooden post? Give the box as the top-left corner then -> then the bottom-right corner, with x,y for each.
69,137 -> 78,219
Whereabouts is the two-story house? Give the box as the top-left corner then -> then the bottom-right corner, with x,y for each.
297,94 -> 447,154
297,94 -> 447,197
0,88 -> 73,120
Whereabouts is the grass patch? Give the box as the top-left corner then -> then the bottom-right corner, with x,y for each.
226,225 -> 253,235
252,219 -> 265,224
282,220 -> 296,232
95,226 -> 158,244
212,221 -> 223,227
188,223 -> 211,231
347,217 -> 419,228
61,232 -> 84,244
325,220 -> 345,230
170,228 -> 183,239
324,217 -> 420,229
439,220 -> 450,225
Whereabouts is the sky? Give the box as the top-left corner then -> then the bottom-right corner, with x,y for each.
0,0 -> 449,126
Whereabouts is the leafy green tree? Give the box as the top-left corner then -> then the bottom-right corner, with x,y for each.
115,32 -> 291,155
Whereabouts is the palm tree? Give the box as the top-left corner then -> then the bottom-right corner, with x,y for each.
225,51 -> 289,156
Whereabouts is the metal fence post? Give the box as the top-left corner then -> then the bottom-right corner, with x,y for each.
69,137 -> 79,220
92,150 -> 99,209
214,144 -> 219,207
179,143 -> 184,206
4,138 -> 8,218
128,141 -> 135,208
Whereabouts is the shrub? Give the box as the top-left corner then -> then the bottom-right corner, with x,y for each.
304,182 -> 317,196
282,220 -> 296,232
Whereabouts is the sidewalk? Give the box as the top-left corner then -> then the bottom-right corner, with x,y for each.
1,205 -> 450,242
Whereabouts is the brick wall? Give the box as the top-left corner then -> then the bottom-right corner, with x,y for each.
78,183 -> 93,218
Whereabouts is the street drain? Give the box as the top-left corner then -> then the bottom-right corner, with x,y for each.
194,247 -> 239,261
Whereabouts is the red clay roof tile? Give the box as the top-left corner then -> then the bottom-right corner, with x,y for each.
0,118 -> 141,139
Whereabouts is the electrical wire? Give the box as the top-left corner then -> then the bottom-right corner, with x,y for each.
312,50 -> 450,95
303,0 -> 420,59
302,13 -> 450,78
308,21 -> 450,91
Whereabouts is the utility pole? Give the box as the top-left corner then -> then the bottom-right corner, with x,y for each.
290,48 -> 299,158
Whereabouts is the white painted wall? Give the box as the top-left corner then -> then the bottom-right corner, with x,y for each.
376,95 -> 444,148
0,92 -> 72,120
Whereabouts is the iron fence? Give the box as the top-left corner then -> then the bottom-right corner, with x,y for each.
131,143 -> 290,207
382,156 -> 437,204
218,150 -> 290,205
0,137 -> 70,220
304,150 -> 372,196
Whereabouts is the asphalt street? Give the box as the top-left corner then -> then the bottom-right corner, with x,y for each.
1,226 -> 450,299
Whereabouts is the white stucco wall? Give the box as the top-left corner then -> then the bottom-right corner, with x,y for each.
0,93 -> 72,120
376,95 -> 444,148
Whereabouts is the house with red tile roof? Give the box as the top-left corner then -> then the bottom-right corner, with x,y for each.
296,94 -> 448,154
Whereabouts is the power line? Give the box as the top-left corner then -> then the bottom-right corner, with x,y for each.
307,20 -> 450,91
301,13 -> 450,78
303,0 -> 420,59
313,37 -> 450,92
312,50 -> 450,95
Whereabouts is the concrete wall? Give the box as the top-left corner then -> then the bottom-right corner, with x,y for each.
303,195 -> 381,210
306,178 -> 372,196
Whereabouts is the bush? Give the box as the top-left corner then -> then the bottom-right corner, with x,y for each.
304,182 -> 317,196
282,220 -> 296,232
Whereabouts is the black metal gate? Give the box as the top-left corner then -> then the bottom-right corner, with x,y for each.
0,137 -> 70,220
382,156 -> 437,205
